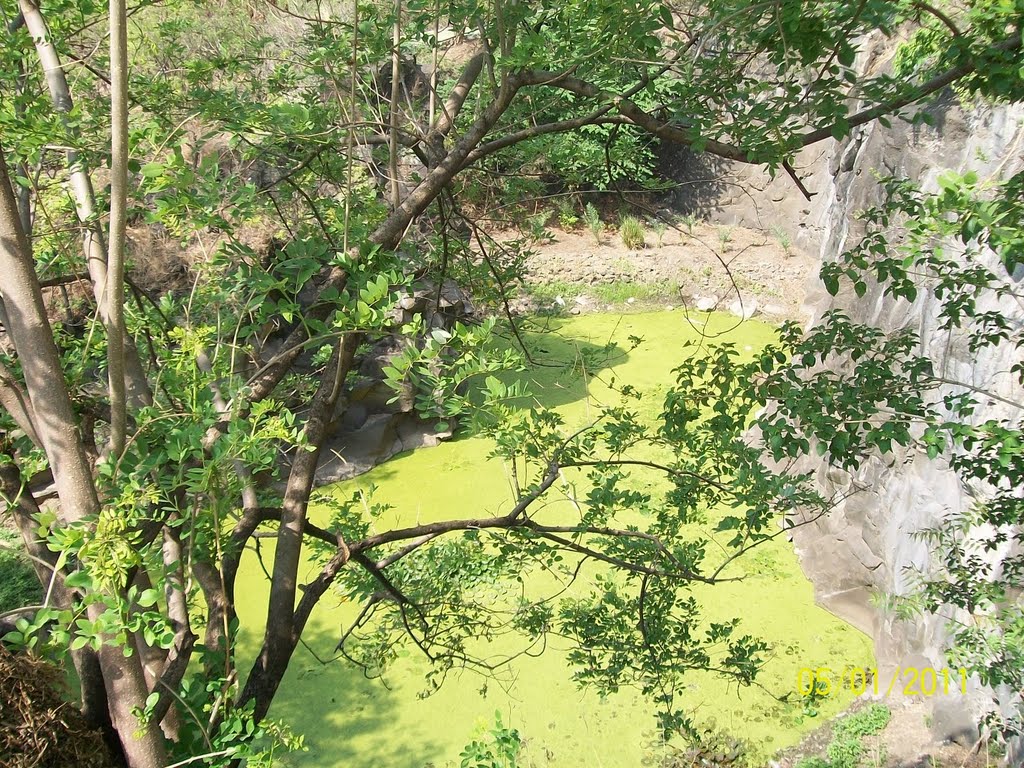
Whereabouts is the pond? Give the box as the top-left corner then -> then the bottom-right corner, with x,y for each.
235,310 -> 873,766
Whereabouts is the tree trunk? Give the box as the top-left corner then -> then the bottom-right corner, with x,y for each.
389,0 -> 402,209
18,0 -> 151,410
106,0 -> 129,455
0,463 -> 117,748
0,147 -> 168,768
240,333 -> 360,721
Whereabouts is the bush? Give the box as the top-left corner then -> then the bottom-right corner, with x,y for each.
825,735 -> 864,768
584,203 -> 603,245
800,705 -> 890,768
620,215 -> 646,249
652,220 -> 667,247
556,197 -> 580,230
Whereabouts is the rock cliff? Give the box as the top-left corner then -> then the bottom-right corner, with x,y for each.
703,35 -> 1024,748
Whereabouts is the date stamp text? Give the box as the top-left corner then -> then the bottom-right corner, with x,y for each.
797,666 -> 968,698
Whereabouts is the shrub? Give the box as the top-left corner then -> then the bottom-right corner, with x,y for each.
584,203 -> 603,244
652,220 -> 667,247
556,197 -> 580,230
833,704 -> 890,739
717,225 -> 733,251
826,735 -> 864,768
771,223 -> 793,255
620,215 -> 646,249
525,211 -> 554,243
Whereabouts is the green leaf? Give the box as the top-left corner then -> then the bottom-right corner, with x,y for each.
823,273 -> 840,296
65,570 -> 93,589
659,3 -> 674,28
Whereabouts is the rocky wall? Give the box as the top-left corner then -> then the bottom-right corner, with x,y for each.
699,35 -> 1024,749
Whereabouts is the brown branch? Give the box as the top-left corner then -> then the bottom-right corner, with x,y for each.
523,522 -> 713,583
515,35 -> 1021,171
564,458 -> 734,495
798,36 -> 1021,147
462,113 -> 628,167
0,358 -> 41,446
148,524 -> 197,728
351,460 -> 560,554
240,332 -> 360,720
913,0 -> 962,37
783,159 -> 814,201
428,51 -> 486,140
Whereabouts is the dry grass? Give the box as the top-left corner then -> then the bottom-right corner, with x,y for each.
0,647 -> 115,768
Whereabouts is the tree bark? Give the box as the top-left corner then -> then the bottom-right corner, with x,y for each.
106,0 -> 129,454
0,463 -> 116,745
0,147 -> 168,768
240,333 -> 360,720
18,0 -> 151,410
389,0 -> 401,209
0,358 -> 40,446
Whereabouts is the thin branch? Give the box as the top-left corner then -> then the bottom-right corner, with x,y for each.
913,0 -> 962,37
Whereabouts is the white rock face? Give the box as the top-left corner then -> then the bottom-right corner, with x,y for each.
682,32 -> 1024,748
789,77 -> 1024,747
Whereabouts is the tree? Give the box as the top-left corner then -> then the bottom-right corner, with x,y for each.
0,0 -> 1020,763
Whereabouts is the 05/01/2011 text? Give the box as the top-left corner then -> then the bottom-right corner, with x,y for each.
797,666 -> 968,698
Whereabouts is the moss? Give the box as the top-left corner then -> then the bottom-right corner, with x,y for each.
235,312 -> 874,767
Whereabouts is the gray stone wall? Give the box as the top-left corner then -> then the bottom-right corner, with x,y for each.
689,35 -> 1024,747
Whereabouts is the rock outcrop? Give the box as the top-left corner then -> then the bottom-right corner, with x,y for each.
311,278 -> 471,485
703,35 -> 1024,749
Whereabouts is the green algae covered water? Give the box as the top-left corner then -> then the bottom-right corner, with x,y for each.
235,311 -> 873,766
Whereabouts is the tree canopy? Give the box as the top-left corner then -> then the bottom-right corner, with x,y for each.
0,0 -> 1022,764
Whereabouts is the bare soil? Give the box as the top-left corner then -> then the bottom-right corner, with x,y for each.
519,221 -> 818,321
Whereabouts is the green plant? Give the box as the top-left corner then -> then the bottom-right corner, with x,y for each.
584,202 -> 604,245
525,210 -> 554,243
459,713 -> 522,768
556,197 -> 580,230
798,705 -> 890,768
800,676 -> 830,717
717,226 -> 733,251
652,220 -> 667,247
682,214 -> 699,235
825,736 -> 864,768
797,758 -> 831,768
771,224 -> 793,255
592,280 -> 679,304
0,528 -> 42,614
833,704 -> 891,739
620,215 -> 646,249
0,0 -> 1019,761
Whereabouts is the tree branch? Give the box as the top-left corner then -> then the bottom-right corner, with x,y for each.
428,51 -> 486,140
0,358 -> 41,446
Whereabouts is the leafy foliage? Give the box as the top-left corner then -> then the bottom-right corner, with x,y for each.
0,0 -> 1022,763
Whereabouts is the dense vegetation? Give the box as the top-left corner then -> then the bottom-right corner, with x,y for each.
0,0 -> 1021,765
